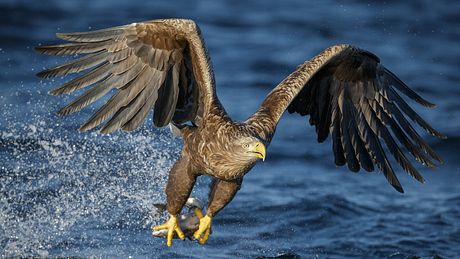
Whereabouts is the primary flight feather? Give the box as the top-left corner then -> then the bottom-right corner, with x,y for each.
36,19 -> 445,246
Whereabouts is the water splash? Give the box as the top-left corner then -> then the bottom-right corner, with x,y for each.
0,100 -> 179,256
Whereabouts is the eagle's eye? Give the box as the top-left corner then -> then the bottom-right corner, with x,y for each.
242,143 -> 249,149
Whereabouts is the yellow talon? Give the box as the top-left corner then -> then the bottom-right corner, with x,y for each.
193,215 -> 212,245
198,227 -> 211,245
194,208 -> 204,219
193,208 -> 211,244
152,214 -> 185,247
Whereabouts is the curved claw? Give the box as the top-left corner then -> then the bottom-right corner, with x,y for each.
193,215 -> 212,245
198,227 -> 211,245
192,208 -> 210,244
152,215 -> 185,247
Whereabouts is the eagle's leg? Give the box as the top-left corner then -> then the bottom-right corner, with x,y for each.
193,177 -> 242,245
153,157 -> 197,247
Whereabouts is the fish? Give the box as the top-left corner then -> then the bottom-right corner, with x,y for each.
152,197 -> 206,240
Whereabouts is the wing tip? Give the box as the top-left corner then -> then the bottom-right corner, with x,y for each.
383,67 -> 438,108
414,173 -> 426,184
34,45 -> 46,53
56,32 -> 70,40
79,122 -> 102,133
48,88 -> 62,96
392,184 -> 404,193
57,107 -> 72,117
99,129 -> 111,135
121,124 -> 137,132
437,156 -> 445,165
437,132 -> 448,140
99,124 -> 118,135
416,99 -> 437,108
348,164 -> 360,173
78,124 -> 115,135
424,102 -> 437,109
34,45 -> 56,55
79,121 -> 96,132
428,129 -> 448,140
36,70 -> 50,78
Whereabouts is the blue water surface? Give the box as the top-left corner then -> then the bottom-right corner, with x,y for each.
1,0 -> 459,258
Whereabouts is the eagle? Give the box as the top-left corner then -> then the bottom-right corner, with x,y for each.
35,19 -> 445,247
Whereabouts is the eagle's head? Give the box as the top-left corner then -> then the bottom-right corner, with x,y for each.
206,131 -> 267,178
233,136 -> 266,162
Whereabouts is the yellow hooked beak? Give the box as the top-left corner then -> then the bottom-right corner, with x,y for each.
252,142 -> 266,161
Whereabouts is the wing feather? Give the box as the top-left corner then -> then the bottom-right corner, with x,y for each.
372,91 -> 437,167
100,74 -> 157,134
56,57 -> 144,116
363,99 -> 425,183
248,44 -> 444,192
56,27 -> 126,42
331,91 -> 346,166
80,65 -> 157,131
110,48 -> 132,63
386,87 -> 446,138
57,75 -> 116,116
49,62 -> 112,95
339,89 -> 360,172
36,19 -> 217,133
35,40 -> 125,55
153,62 -> 180,127
36,51 -> 110,78
384,68 -> 436,108
386,97 -> 444,163
357,104 -> 403,192
345,100 -> 374,172
122,89 -> 159,131
315,77 -> 333,142
48,51 -> 138,96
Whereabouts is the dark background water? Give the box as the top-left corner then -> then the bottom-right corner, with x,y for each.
1,0 -> 459,258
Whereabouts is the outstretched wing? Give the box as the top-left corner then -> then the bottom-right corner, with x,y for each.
246,44 -> 446,193
36,19 -> 216,133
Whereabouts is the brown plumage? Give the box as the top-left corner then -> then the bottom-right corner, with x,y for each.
36,19 -> 445,246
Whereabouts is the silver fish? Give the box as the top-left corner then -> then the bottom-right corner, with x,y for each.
152,197 -> 205,239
